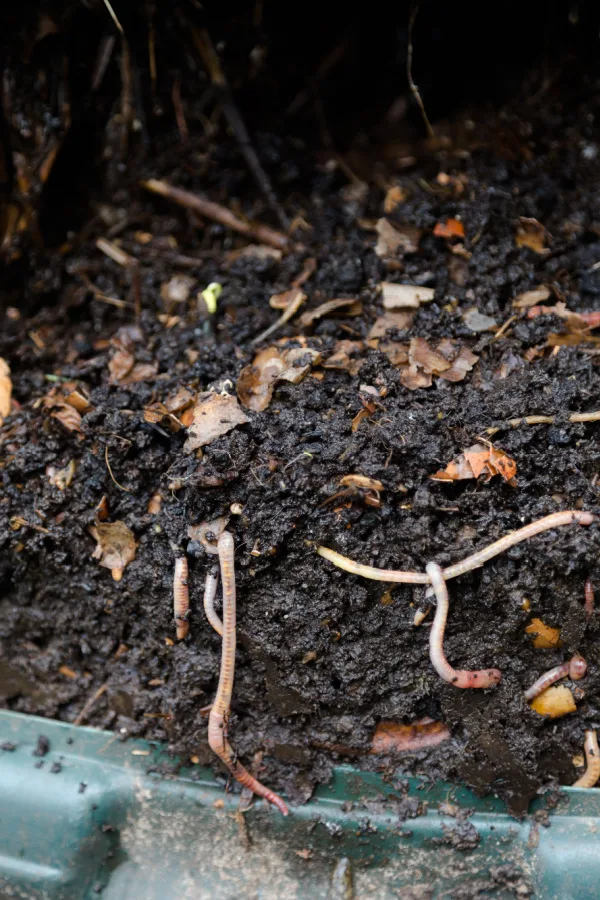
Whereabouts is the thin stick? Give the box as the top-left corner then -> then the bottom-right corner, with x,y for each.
524,656 -> 586,702
426,562 -> 501,688
104,446 -> 130,493
318,511 -> 595,583
207,533 -> 289,815
407,2 -> 434,139
192,28 -> 288,230
74,683 -> 108,726
174,556 -> 190,640
573,730 -> 600,788
101,0 -> 124,34
141,179 -> 290,252
487,410 -> 600,436
204,566 -> 223,636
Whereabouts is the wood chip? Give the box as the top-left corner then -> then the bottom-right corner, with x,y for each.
381,283 -> 434,309
512,285 -> 552,309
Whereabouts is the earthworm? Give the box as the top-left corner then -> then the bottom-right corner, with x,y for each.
203,565 -> 223,636
573,730 -> 600,788
426,561 -> 501,689
585,579 -> 594,620
207,532 -> 289,815
524,655 -> 587,702
318,511 -> 595,584
173,556 -> 190,640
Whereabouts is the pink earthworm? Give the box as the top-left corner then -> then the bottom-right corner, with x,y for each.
524,655 -> 587,702
203,565 -> 223,636
207,532 -> 289,815
173,556 -> 190,640
317,511 -> 594,584
584,579 -> 594,621
573,730 -> 600,788
426,561 -> 501,689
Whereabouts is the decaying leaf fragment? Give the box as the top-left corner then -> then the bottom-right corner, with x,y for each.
90,520 -> 137,582
368,311 -> 414,340
299,297 -> 362,327
433,218 -> 465,239
512,285 -> 552,309
515,217 -> 551,255
46,459 -> 76,490
108,325 -> 158,385
400,338 -> 478,390
431,442 -> 517,485
380,282 -> 434,309
375,218 -> 422,257
184,392 -> 250,452
237,346 -> 322,412
0,358 -> 12,424
322,340 -> 365,375
370,719 -> 450,754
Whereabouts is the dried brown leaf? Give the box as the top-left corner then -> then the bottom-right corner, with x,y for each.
512,285 -> 552,309
339,474 -> 384,492
188,516 -> 229,553
0,358 -> 12,424
462,308 -> 497,333
368,312 -> 414,340
431,443 -> 517,484
165,387 -> 196,414
108,348 -> 135,383
51,403 -> 83,434
400,365 -> 432,390
379,341 -> 409,366
438,345 -> 479,382
322,340 -> 365,374
409,337 -> 451,374
46,459 -> 76,490
299,298 -> 362,327
383,185 -> 408,214
381,283 -> 434,309
64,390 -> 92,414
515,217 -> 551,254
184,392 -> 250,451
375,218 -> 421,258
90,520 -> 137,580
238,347 -> 321,411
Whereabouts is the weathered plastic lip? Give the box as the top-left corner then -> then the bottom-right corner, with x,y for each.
0,710 -> 599,899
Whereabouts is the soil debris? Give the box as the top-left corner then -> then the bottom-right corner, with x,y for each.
90,521 -> 137,582
184,391 -> 250,451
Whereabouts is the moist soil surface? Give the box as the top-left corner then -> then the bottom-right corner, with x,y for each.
2,62 -> 600,819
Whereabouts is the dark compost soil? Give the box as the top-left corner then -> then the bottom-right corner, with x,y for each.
2,3 -> 600,819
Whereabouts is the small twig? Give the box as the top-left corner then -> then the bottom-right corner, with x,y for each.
174,556 -> 190,640
491,314 -> 517,343
407,2 -> 434,139
426,562 -> 501,689
105,445 -> 131,493
192,28 -> 288,230
486,410 -> 600,436
96,237 -> 136,268
524,656 -> 586,702
74,683 -> 108,726
141,179 -> 291,252
573,730 -> 600,788
101,0 -> 123,34
207,532 -> 289,815
172,74 -> 188,144
252,290 -> 306,346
